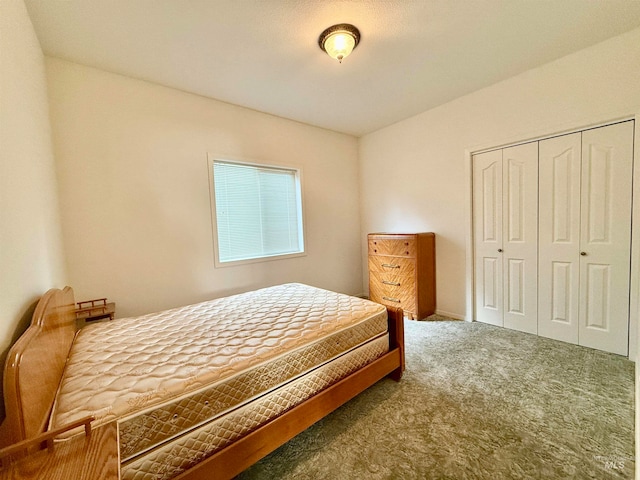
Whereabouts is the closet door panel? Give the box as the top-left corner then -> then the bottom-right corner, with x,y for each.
578,121 -> 633,355
538,133 -> 581,344
550,261 -> 573,323
502,142 -> 538,334
473,149 -> 504,326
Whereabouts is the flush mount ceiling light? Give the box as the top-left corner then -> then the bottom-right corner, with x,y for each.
318,23 -> 361,63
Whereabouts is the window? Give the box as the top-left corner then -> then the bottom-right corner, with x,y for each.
209,157 -> 305,265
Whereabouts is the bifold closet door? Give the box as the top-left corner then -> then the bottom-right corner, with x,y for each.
538,133 -> 582,344
539,121 -> 633,355
578,122 -> 633,355
474,149 -> 503,327
473,143 -> 538,333
502,143 -> 538,334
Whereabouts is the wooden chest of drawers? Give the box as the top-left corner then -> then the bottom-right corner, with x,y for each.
368,233 -> 436,320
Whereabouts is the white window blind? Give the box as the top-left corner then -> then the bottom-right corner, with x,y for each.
212,160 -> 304,264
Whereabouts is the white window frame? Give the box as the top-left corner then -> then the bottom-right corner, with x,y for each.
207,154 -> 306,267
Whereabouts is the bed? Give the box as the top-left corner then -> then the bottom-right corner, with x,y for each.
0,283 -> 404,479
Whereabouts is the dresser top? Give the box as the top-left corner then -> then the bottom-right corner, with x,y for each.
368,232 -> 434,237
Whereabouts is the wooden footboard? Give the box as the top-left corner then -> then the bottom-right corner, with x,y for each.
0,288 -> 404,480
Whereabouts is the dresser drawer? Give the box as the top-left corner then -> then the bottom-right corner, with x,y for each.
369,270 -> 416,296
368,256 -> 416,277
369,279 -> 416,313
368,236 -> 416,257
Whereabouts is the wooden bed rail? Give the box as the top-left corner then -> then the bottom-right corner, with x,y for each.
175,349 -> 403,480
0,416 -> 94,468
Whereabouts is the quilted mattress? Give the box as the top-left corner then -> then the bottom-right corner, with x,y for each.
50,283 -> 389,472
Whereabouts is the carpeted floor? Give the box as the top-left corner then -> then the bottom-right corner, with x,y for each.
237,319 -> 634,480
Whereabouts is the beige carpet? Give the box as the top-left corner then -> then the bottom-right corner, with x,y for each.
237,319 -> 634,480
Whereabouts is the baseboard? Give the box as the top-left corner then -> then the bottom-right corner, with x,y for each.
435,309 -> 465,321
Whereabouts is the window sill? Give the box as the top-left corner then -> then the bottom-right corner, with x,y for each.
214,251 -> 307,268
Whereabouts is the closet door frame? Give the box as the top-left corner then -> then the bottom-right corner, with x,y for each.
465,114 -> 640,360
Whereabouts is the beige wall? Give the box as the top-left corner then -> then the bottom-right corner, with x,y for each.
46,58 -> 361,318
0,0 -> 67,415
359,27 -> 640,321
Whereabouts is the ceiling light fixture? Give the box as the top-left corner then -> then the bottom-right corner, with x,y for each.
318,24 -> 360,63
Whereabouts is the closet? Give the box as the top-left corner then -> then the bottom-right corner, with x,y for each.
473,121 -> 634,355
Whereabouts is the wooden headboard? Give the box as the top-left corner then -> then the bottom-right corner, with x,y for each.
0,287 -> 77,447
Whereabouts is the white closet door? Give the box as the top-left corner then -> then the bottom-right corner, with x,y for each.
502,142 -> 538,334
538,133 -> 582,344
578,122 -> 633,355
473,149 -> 503,326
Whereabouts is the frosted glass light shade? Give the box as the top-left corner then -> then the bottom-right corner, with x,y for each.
319,24 -> 360,63
324,32 -> 355,62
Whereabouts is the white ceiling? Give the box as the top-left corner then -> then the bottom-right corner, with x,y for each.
24,0 -> 640,136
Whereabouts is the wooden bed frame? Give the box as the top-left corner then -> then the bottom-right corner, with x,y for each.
0,286 -> 405,479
